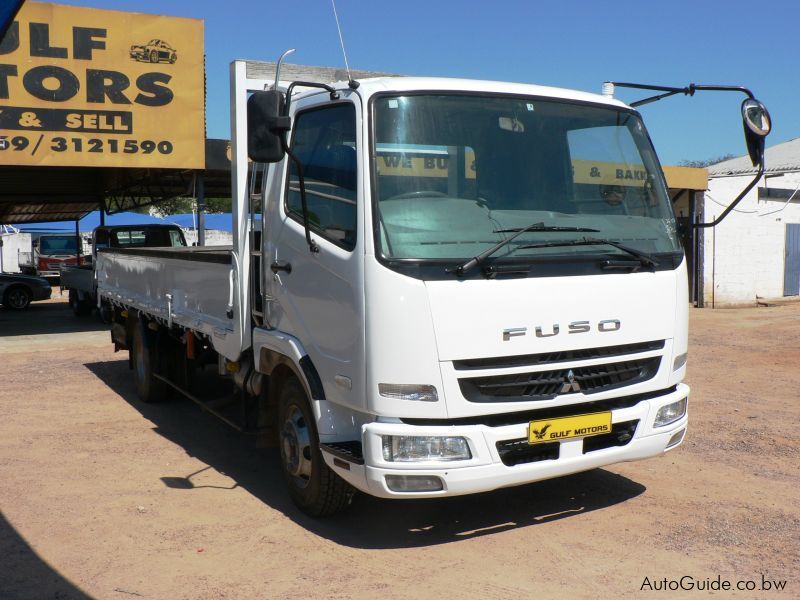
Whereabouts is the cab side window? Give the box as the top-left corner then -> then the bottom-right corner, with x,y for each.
286,104 -> 357,251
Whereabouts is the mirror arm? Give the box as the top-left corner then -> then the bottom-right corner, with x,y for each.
610,82 -> 755,108
283,145 -> 319,253
268,79 -> 342,254
284,81 -> 340,116
691,84 -> 754,99
693,161 -> 764,229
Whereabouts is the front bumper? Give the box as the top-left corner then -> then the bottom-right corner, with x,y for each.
322,384 -> 689,499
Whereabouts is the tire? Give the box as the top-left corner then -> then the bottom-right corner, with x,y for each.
132,319 -> 167,403
278,378 -> 354,516
98,302 -> 112,324
149,51 -> 159,63
3,285 -> 31,310
169,54 -> 177,64
68,289 -> 92,317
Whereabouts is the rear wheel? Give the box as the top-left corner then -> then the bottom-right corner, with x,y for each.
278,378 -> 354,516
3,286 -> 31,310
132,319 -> 167,403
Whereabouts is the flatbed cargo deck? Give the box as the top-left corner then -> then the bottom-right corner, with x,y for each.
97,245 -> 242,359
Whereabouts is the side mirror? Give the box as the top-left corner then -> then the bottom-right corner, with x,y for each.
741,98 -> 771,167
247,90 -> 290,163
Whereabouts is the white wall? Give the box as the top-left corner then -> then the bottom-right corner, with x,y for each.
181,229 -> 232,246
0,232 -> 31,273
703,171 -> 800,306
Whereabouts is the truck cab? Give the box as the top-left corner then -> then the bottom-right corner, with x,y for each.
248,74 -> 690,508
93,224 -> 187,253
19,234 -> 90,278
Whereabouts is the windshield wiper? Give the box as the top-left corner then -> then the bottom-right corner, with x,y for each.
446,222 -> 601,276
518,237 -> 660,268
495,225 -> 600,233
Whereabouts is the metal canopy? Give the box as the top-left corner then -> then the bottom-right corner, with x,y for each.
0,139 -> 234,224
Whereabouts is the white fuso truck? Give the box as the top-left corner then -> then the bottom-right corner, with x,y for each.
97,60 -> 770,515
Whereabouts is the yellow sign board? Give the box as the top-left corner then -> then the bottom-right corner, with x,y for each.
528,412 -> 612,444
375,151 -> 653,189
0,2 -> 204,168
572,159 -> 648,186
376,151 -> 477,179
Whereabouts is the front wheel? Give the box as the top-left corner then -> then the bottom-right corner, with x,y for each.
68,289 -> 92,316
98,302 -> 112,324
278,378 -> 354,516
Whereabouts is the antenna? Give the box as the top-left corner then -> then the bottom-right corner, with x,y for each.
330,0 -> 359,89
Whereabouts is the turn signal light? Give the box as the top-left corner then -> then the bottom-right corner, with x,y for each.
378,384 -> 438,402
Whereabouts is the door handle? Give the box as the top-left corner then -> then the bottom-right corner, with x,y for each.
270,261 -> 292,274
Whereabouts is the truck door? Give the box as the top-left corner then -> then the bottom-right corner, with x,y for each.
268,100 -> 365,411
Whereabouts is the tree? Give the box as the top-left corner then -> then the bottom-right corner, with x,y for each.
679,154 -> 736,169
140,197 -> 233,217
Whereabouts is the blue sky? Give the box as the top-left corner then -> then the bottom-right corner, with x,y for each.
43,0 -> 800,165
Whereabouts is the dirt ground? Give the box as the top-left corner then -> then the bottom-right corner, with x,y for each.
0,291 -> 798,599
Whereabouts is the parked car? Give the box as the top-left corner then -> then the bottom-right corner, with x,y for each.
0,272 -> 52,310
129,39 -> 177,64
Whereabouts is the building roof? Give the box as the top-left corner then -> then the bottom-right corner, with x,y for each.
708,137 -> 800,177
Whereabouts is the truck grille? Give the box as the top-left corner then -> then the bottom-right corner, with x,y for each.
459,357 -> 661,402
496,438 -> 559,467
454,340 -> 664,370
496,420 -> 639,466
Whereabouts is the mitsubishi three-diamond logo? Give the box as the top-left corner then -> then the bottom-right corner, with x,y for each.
560,369 -> 581,394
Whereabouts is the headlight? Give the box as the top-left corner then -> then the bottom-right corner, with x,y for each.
654,398 -> 687,427
378,383 -> 438,402
382,435 -> 471,462
672,352 -> 688,371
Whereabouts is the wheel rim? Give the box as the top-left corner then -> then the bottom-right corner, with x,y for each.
7,289 -> 28,308
280,404 -> 312,488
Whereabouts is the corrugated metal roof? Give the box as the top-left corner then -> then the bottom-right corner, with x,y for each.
708,137 -> 800,177
0,140 -> 233,224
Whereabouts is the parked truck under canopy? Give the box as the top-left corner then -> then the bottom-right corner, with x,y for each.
96,60 -> 770,516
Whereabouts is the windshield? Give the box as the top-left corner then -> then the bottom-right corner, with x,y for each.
371,94 -> 681,264
39,236 -> 78,254
110,228 -> 186,248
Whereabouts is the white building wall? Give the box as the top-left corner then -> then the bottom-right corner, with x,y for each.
703,172 -> 800,306
0,232 -> 32,273
181,229 -> 232,246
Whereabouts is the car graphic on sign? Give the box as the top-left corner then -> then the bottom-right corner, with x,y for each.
130,39 -> 177,64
